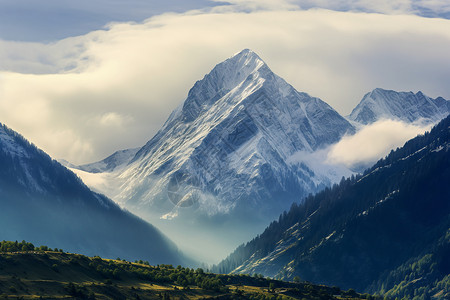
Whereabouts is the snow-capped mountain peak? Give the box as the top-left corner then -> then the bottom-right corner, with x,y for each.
73,49 -> 355,262
201,48 -> 266,91
348,88 -> 450,124
180,49 -> 268,123
69,51 -> 450,263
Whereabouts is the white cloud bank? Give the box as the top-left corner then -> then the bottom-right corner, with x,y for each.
327,119 -> 432,169
1,3 -> 450,164
1,0 -> 449,43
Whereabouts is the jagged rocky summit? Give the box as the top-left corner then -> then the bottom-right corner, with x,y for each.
348,88 -> 450,125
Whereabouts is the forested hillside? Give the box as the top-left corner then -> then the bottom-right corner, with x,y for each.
214,115 -> 450,299
0,123 -> 184,265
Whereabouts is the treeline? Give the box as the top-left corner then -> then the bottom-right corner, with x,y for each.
87,257 -> 228,293
0,240 -> 224,292
0,240 -> 63,253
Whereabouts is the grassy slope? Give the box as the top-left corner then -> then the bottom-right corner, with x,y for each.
0,251 -> 373,300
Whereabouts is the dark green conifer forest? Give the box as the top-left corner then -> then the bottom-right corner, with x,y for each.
214,115 -> 450,299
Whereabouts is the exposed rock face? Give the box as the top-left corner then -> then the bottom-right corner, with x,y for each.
348,88 -> 450,125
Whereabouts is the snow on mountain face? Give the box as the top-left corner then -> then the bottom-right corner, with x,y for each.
0,124 -> 50,193
78,148 -> 139,173
0,124 -> 31,158
75,49 -> 355,261
117,49 -> 354,220
62,52 -> 449,262
348,88 -> 450,125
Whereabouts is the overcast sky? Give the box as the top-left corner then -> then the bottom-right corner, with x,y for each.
1,0 -> 450,164
0,0 -> 218,41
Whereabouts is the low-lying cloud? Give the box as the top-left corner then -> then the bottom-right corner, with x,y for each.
0,3 -> 450,164
327,119 -> 432,169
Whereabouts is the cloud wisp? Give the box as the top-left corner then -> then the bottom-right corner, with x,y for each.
0,4 -> 450,164
327,119 -> 432,169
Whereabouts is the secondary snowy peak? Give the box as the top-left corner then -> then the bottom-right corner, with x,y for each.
348,88 -> 450,125
77,147 -> 139,173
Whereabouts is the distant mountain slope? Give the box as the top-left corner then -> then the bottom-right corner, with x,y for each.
348,88 -> 450,125
215,115 -> 450,298
77,147 -> 139,173
0,123 -> 185,266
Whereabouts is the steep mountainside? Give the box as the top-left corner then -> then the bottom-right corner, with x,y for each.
348,88 -> 450,125
73,49 -> 355,261
0,123 -> 185,266
215,115 -> 450,298
118,49 -> 354,220
71,51 -> 450,263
